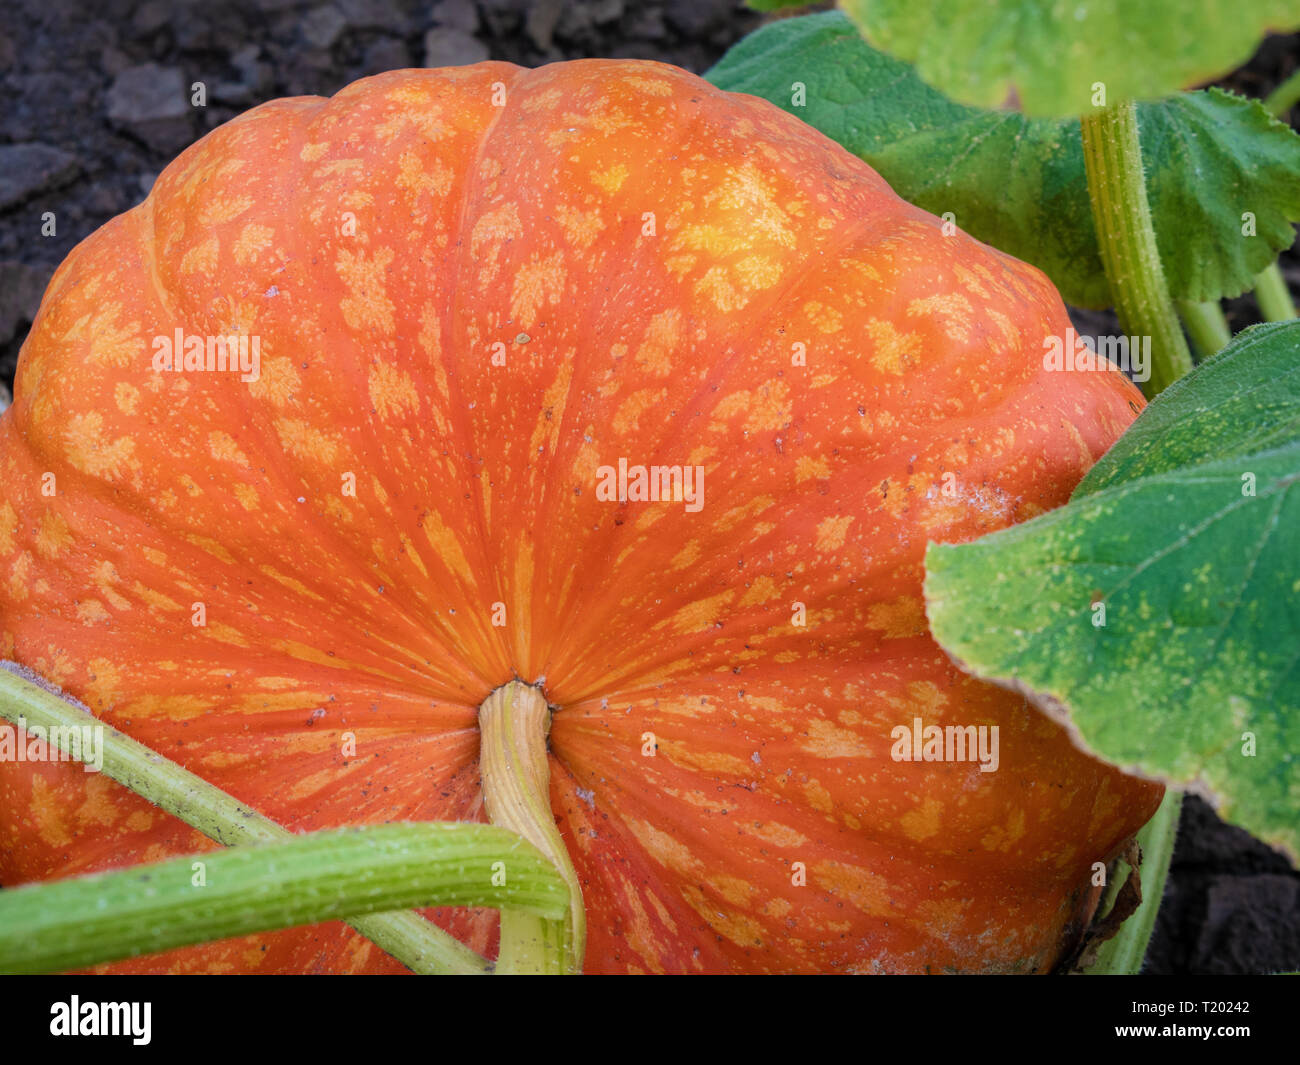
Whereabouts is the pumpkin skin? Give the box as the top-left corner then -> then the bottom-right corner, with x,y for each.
0,60 -> 1162,975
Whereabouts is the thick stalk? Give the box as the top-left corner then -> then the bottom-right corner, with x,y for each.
1076,100 -> 1191,975
1254,262 -> 1297,321
1086,790 -> 1183,974
1264,68 -> 1300,117
1081,100 -> 1193,396
0,662 -> 490,974
1255,76 -> 1300,321
1177,300 -> 1232,359
0,823 -> 567,974
478,680 -> 585,974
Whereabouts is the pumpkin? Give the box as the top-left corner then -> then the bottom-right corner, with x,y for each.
0,60 -> 1162,974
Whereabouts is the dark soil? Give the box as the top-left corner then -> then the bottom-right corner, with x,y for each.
0,0 -> 1296,974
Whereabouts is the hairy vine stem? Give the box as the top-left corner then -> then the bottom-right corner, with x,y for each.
1081,100 -> 1193,395
478,680 -> 585,974
0,662 -> 492,974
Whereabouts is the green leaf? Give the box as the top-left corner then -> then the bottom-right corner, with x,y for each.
0,823 -> 568,974
839,0 -> 1300,117
1080,322 -> 1300,491
706,12 -> 1300,307
924,322 -> 1300,863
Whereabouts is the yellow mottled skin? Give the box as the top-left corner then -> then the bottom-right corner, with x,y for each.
0,61 -> 1160,975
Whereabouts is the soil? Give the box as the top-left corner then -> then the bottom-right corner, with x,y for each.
0,0 -> 1296,974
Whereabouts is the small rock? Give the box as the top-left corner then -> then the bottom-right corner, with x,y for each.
132,0 -> 173,35
526,0 -> 565,50
557,0 -> 623,41
429,0 -> 480,33
362,37 -> 413,74
608,40 -> 674,65
1192,874 -> 1300,974
202,107 -> 239,131
219,44 -> 271,102
591,0 -> 625,25
0,261 -> 52,349
100,45 -> 133,78
282,52 -> 337,98
172,13 -> 220,52
212,81 -> 254,106
231,45 -> 263,79
106,63 -> 194,154
84,182 -> 127,216
1174,795 -> 1295,875
423,28 -> 489,68
0,380 -> 10,415
301,4 -> 348,49
673,43 -> 712,74
477,0 -> 528,37
623,6 -> 665,40
663,0 -> 733,38
335,0 -> 408,33
0,145 -> 80,212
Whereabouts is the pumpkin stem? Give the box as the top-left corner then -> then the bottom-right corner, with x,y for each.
1080,98 -> 1194,396
1176,299 -> 1232,360
478,680 -> 586,974
1253,261 -> 1298,322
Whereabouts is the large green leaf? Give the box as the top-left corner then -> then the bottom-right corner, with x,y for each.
839,0 -> 1300,117
924,322 -> 1300,862
707,12 -> 1300,307
1079,325 -> 1300,490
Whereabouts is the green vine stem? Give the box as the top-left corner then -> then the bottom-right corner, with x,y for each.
0,662 -> 491,975
1253,262 -> 1297,321
1080,100 -> 1194,396
1079,97 -> 1192,972
1085,789 -> 1183,974
1255,72 -> 1300,321
0,823 -> 567,975
1177,299 -> 1232,359
1264,67 -> 1300,118
478,680 -> 586,974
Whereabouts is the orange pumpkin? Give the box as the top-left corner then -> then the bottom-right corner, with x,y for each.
0,61 -> 1161,974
